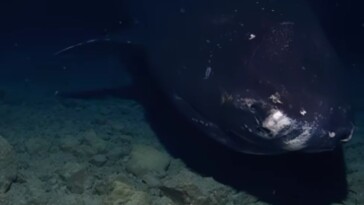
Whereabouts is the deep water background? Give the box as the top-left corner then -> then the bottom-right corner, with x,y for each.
0,0 -> 363,97
0,0 -> 363,205
0,0 -> 362,102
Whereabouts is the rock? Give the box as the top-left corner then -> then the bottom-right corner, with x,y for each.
109,121 -> 125,132
73,144 -> 97,157
59,135 -> 80,152
90,154 -> 107,167
141,174 -> 161,187
59,162 -> 88,194
94,173 -> 134,196
24,137 -> 50,155
107,146 -> 130,161
161,169 -> 234,205
81,129 -> 107,154
94,181 -> 111,195
166,159 -> 186,176
69,130 -> 109,157
103,180 -> 151,205
0,135 -> 17,193
151,196 -> 177,205
126,144 -> 171,177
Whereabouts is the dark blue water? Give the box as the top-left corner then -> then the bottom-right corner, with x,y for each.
0,1 -> 363,205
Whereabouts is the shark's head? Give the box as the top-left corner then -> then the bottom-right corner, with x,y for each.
217,21 -> 354,154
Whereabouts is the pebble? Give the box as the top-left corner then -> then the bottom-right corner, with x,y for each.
90,154 -> 108,167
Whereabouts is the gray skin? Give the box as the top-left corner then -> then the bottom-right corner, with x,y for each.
123,0 -> 355,154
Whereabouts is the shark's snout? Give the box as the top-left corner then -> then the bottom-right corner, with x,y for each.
258,107 -> 354,152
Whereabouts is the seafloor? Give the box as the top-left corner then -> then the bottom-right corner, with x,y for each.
0,92 -> 362,205
0,95 -> 264,205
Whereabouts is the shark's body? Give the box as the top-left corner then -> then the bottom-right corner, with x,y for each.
61,0 -> 355,154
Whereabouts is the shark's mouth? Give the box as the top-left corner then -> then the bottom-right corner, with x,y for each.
260,109 -> 318,151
